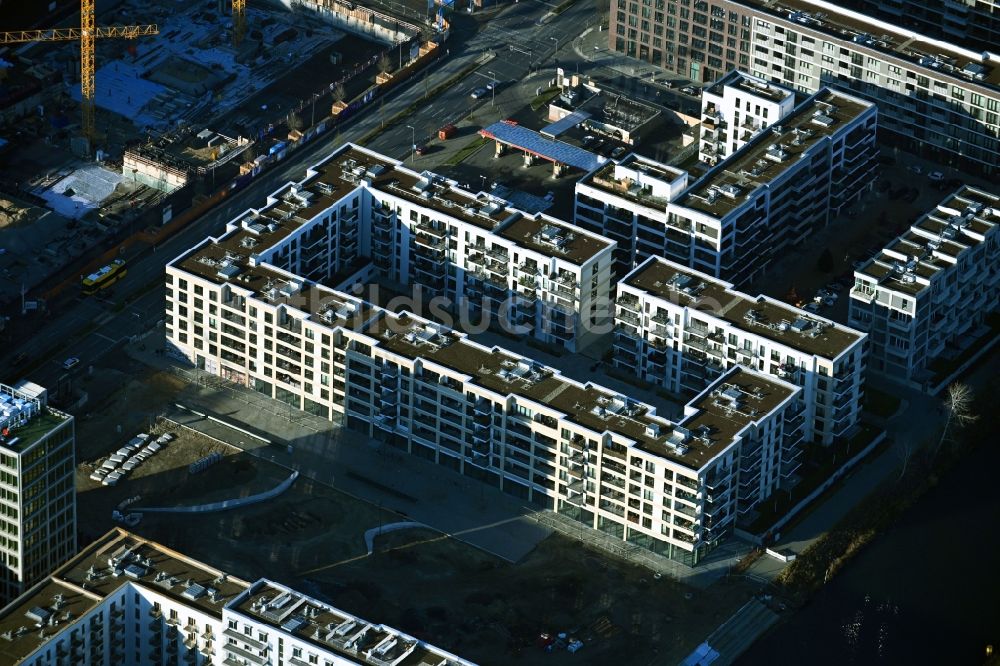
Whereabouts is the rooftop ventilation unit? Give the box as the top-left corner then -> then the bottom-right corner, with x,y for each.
719,183 -> 742,198
811,112 -> 835,128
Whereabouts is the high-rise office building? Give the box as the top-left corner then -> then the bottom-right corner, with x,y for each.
0,382 -> 75,606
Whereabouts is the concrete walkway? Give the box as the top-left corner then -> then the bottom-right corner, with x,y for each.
131,342 -> 551,564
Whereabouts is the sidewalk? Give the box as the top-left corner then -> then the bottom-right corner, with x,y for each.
130,342 -> 552,564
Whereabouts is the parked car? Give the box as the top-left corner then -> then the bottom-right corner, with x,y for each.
470,87 -> 487,99
928,170 -> 944,182
803,302 -> 821,313
62,357 -> 80,370
414,144 -> 428,156
610,146 -> 628,159
486,80 -> 501,91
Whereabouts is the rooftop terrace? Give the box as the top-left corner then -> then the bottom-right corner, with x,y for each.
743,0 -> 1000,88
624,257 -> 862,359
705,71 -> 795,104
364,311 -> 796,470
0,383 -> 69,453
854,186 -> 999,296
581,154 -> 687,210
677,89 -> 872,218
229,581 -> 475,666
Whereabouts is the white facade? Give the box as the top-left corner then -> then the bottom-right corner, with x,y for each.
849,186 -> 999,385
1,530 -> 475,666
614,257 -> 867,446
699,71 -> 797,165
574,154 -> 689,278
576,87 -> 878,285
173,144 -> 614,355
0,383 -> 75,606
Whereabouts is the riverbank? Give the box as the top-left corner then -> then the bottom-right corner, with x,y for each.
738,365 -> 1000,664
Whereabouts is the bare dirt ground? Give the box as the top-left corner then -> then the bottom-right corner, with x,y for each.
111,444 -> 754,665
71,355 -> 753,665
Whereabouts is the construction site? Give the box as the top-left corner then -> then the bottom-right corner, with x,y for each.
0,0 -> 438,311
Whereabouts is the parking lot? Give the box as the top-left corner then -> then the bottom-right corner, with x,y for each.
748,150 -> 992,325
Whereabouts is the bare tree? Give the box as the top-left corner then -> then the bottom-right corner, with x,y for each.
934,382 -> 978,456
332,82 -> 347,107
378,52 -> 393,77
287,111 -> 304,131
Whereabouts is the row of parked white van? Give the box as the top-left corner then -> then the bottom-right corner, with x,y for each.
90,432 -> 175,486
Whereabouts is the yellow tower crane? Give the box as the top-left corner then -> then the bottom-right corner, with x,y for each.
233,0 -> 246,48
0,0 -> 158,144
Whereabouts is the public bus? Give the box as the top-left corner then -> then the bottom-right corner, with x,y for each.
81,259 -> 127,295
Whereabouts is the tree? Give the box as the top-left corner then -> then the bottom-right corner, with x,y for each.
933,382 -> 978,456
332,82 -> 347,107
287,111 -> 303,131
378,52 -> 392,77
816,248 -> 834,273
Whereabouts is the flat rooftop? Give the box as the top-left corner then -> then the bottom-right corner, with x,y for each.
495,215 -> 611,265
854,185 -> 999,296
580,154 -> 686,210
741,0 -> 1000,88
0,530 -> 251,664
364,311 -> 794,470
678,367 -> 797,459
0,381 -> 69,453
624,257 -> 862,359
229,581 -> 474,666
705,71 -> 795,104
676,89 -> 872,218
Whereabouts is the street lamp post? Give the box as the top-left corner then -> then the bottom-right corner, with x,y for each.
550,36 -> 559,64
488,70 -> 497,107
406,125 -> 415,162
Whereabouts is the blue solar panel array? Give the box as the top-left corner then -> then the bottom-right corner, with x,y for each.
481,121 -> 605,172
541,110 -> 592,138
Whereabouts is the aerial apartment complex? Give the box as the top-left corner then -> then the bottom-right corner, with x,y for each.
614,257 -> 867,445
849,186 -> 999,385
165,147 -> 809,561
609,0 -> 1000,174
0,529 -> 476,666
168,144 -> 613,358
0,382 -> 75,607
576,86 -> 877,284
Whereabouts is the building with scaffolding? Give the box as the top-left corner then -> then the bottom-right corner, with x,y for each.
849,186 -> 999,386
0,528 -> 477,666
576,86 -> 877,285
0,382 -> 75,607
614,257 -> 867,446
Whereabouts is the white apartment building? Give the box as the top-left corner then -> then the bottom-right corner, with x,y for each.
172,144 -> 614,355
0,529 -> 475,666
164,245 -> 804,562
576,87 -> 877,285
0,382 -> 75,606
614,257 -> 867,446
849,186 -> 999,385
699,70 -> 798,165
334,307 -> 803,564
574,154 -> 690,279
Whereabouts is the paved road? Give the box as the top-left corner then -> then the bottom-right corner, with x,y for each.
1,0 -> 595,389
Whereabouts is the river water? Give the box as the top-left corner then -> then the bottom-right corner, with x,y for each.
739,429 -> 1000,665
